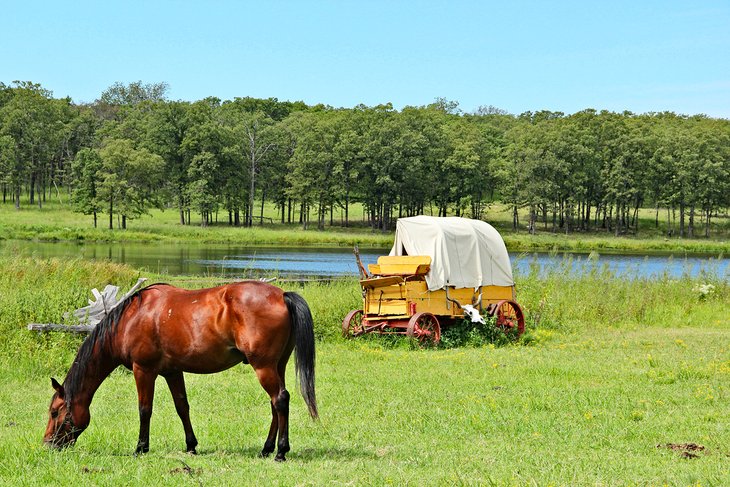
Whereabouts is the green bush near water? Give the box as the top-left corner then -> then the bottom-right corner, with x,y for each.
0,255 -> 728,485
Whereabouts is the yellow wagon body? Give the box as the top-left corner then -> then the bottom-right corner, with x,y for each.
360,256 -> 515,320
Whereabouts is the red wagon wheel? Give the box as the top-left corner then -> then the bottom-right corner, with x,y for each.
406,312 -> 441,346
342,309 -> 364,338
489,300 -> 525,337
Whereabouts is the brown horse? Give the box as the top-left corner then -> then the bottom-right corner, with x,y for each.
43,282 -> 317,462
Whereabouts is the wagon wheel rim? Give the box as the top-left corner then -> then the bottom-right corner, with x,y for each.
406,312 -> 441,346
342,309 -> 364,338
491,300 -> 525,337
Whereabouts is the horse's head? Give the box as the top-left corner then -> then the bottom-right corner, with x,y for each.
43,378 -> 82,449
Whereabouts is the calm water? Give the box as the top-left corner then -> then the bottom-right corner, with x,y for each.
2,241 -> 728,280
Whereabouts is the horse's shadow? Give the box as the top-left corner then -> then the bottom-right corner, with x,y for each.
192,445 -> 380,462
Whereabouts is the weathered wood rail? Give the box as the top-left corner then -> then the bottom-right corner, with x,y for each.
27,323 -> 95,333
26,278 -> 148,334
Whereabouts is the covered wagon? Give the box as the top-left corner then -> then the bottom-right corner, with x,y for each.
343,216 -> 524,345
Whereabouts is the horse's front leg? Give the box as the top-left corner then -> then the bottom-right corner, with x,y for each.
163,371 -> 198,454
132,364 -> 157,455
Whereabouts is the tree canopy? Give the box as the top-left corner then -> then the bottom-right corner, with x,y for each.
1,81 -> 729,237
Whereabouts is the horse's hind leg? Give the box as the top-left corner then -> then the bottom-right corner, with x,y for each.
255,366 -> 290,461
261,401 -> 278,458
164,372 -> 198,454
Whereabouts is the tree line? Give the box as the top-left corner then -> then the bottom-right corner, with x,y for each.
1,80 -> 729,237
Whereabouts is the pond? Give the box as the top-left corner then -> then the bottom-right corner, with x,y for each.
3,240 -> 728,280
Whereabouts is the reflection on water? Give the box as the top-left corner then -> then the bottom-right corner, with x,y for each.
2,241 -> 728,280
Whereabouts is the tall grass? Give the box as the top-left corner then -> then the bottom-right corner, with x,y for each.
0,254 -> 140,375
514,255 -> 729,333
2,253 -> 727,362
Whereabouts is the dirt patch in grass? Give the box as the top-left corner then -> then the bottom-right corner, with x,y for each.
170,463 -> 203,476
657,443 -> 706,459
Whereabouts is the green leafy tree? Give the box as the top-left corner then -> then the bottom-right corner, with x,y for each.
186,151 -> 220,226
70,148 -> 103,227
97,138 -> 164,229
286,110 -> 342,230
0,135 -> 20,206
0,82 -> 67,208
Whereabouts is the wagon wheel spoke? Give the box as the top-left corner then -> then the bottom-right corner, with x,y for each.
342,309 -> 364,338
406,312 -> 441,347
491,300 -> 525,337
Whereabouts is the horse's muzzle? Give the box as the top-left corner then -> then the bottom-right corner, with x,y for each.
44,438 -> 75,450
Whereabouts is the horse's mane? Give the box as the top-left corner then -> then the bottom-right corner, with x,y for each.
63,283 -> 167,403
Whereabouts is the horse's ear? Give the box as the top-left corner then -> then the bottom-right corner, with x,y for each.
51,378 -> 64,397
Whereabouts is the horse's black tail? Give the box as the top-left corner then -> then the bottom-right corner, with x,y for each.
283,291 -> 318,419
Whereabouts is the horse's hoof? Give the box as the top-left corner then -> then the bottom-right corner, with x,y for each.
274,454 -> 286,462
134,445 -> 149,456
186,448 -> 197,455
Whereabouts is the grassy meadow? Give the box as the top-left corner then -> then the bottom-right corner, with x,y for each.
0,255 -> 728,485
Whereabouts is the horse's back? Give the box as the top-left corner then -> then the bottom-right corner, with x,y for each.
118,282 -> 291,374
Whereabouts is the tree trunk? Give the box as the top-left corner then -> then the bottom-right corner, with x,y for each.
344,191 -> 349,227
260,188 -> 266,226
679,202 -> 685,238
30,172 -> 36,205
109,198 -> 114,230
528,206 -> 536,235
37,174 -> 43,209
666,207 -> 672,237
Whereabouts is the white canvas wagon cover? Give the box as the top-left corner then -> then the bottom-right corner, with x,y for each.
389,216 -> 514,291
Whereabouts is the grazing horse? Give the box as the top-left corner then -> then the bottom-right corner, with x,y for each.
43,282 -> 317,462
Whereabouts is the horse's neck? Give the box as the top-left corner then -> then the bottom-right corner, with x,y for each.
66,341 -> 120,412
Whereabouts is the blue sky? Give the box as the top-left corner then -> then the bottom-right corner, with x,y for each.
2,1 -> 729,118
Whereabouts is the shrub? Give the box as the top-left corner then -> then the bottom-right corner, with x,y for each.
439,313 -> 521,348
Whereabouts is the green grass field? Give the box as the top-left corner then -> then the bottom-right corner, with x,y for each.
2,331 -> 729,486
0,256 -> 728,485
